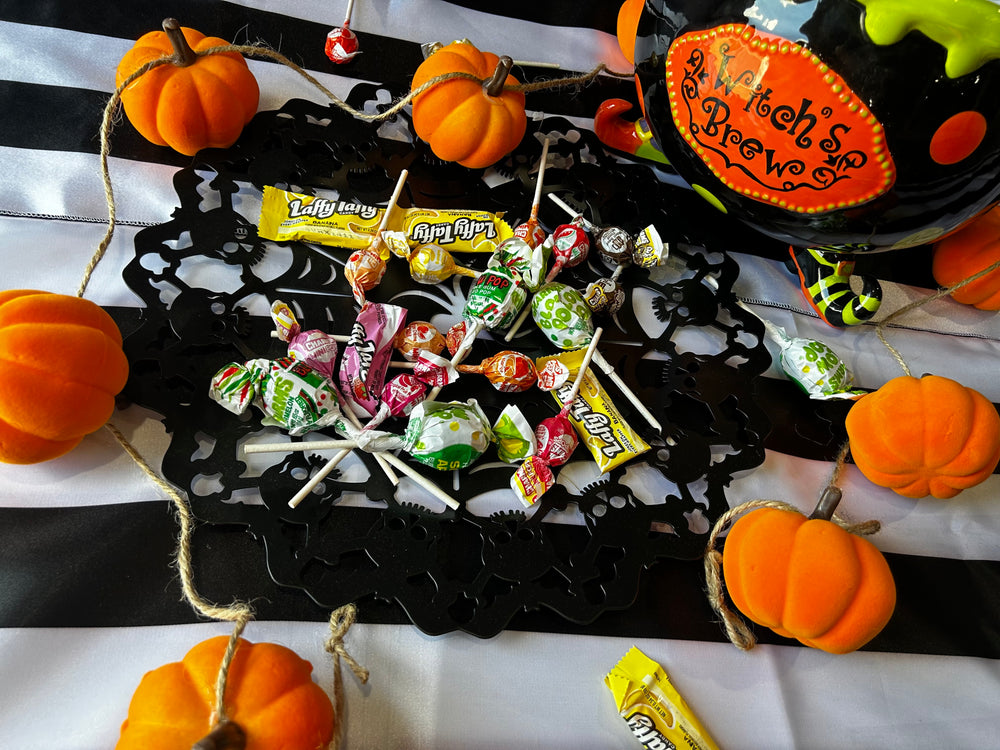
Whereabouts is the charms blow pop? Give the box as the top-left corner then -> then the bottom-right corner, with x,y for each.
270,300 -> 341,380
544,222 -> 590,283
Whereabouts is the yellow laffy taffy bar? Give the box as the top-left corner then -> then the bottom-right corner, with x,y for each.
258,185 -> 513,253
606,647 -> 720,750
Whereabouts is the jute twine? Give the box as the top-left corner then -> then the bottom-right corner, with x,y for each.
708,249 -> 1000,649
70,34 -> 628,746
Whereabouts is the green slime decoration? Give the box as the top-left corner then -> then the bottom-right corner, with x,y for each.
857,0 -> 1000,78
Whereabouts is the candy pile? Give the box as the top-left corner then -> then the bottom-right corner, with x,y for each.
214,172 -> 682,509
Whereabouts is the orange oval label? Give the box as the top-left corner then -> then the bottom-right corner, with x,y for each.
666,25 -> 896,214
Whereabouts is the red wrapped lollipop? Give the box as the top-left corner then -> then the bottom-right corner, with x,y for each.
511,328 -> 603,507
325,0 -> 360,63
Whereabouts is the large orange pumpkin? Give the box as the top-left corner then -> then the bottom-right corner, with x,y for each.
0,290 -> 129,464
116,18 -> 260,156
410,41 -> 527,169
932,205 -> 1000,310
846,374 -> 1000,499
117,636 -> 336,750
722,506 -> 896,654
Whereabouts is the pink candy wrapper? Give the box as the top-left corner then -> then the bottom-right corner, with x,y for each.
270,300 -> 340,380
338,302 -> 406,417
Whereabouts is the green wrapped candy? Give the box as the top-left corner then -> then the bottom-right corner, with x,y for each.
464,267 -> 527,331
403,399 -> 493,470
763,320 -> 865,400
492,404 -> 537,463
531,282 -> 595,349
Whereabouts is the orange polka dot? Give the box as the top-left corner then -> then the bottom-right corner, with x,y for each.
929,111 -> 988,165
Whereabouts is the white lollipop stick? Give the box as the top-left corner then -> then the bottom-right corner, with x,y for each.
560,327 -> 603,412
289,448 -> 354,508
547,193 -> 598,232
379,452 -> 460,510
372,169 -> 408,251
244,440 -> 359,455
527,137 -> 550,235
427,319 -> 483,400
343,0 -> 355,26
502,302 -> 533,342
591,349 -> 663,434
270,330 -> 350,342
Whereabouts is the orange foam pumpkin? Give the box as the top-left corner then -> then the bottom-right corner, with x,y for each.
117,636 -> 335,750
410,41 -> 527,169
0,290 -> 129,464
116,18 -> 260,156
932,205 -> 1000,310
846,374 -> 1000,499
722,506 -> 896,654
616,0 -> 645,65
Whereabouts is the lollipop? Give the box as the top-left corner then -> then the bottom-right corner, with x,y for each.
544,222 -> 590,283
511,136 -> 551,249
488,236 -> 550,292
457,350 -> 538,392
345,169 -> 408,305
510,329 -> 602,507
249,398 -> 494,510
530,282 -> 663,433
365,373 -> 429,429
394,320 -> 446,361
325,0 -> 360,63
269,300 -> 341,380
582,225 -> 634,315
407,243 -> 479,284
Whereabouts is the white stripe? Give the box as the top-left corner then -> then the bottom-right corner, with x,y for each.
1,622 -> 997,750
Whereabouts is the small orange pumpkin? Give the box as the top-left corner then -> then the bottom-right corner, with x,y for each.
117,636 -> 336,750
410,41 -> 527,169
722,504 -> 896,654
846,374 -> 1000,499
932,205 -> 1000,310
616,0 -> 645,65
0,290 -> 129,464
116,18 -> 260,156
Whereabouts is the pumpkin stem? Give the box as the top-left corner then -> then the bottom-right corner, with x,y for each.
808,485 -> 843,521
484,56 -> 515,97
191,719 -> 246,750
162,18 -> 198,68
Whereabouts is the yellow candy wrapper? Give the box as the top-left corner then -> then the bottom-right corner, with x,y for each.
258,186 -> 512,253
536,348 -> 649,473
605,647 -> 720,750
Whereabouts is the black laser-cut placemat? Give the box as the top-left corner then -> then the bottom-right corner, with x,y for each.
119,82 -> 773,637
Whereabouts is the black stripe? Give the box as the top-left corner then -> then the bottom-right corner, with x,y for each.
1,501 -> 997,657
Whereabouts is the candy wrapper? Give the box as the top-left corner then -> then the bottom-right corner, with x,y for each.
531,282 -> 594,349
365,373 -> 428,429
395,321 -> 446,361
338,303 -> 406,417
345,244 -> 387,305
583,277 -> 626,315
488,236 -> 550,292
464,267 -> 528,332
257,186 -> 513,253
544,223 -> 590,283
325,24 -> 360,63
458,350 -> 537,393
406,243 -> 479,284
761,319 -> 865,400
492,405 -> 536,463
632,224 -> 669,268
210,357 -> 346,436
536,348 -> 649,473
402,399 -> 493,471
270,300 -> 340,380
605,647 -> 720,750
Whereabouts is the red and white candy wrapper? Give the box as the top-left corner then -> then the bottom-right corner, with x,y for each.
325,24 -> 360,63
511,455 -> 555,507
412,350 -> 460,388
544,223 -> 590,283
345,244 -> 387,306
365,373 -> 428,429
458,350 -> 538,392
535,414 -> 578,467
536,358 -> 570,392
394,321 -> 446,361
338,303 -> 406,417
446,320 -> 468,356
210,357 -> 346,436
270,300 -> 340,380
